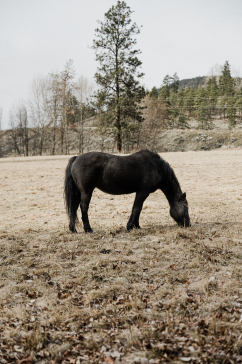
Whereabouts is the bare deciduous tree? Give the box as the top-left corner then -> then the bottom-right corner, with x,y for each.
139,95 -> 169,151
9,110 -> 21,155
30,78 -> 50,155
60,60 -> 75,154
47,73 -> 62,155
8,104 -> 29,155
6,60 -> 95,157
75,76 -> 93,153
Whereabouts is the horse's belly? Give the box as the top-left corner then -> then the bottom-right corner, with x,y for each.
98,166 -> 142,194
97,184 -> 136,195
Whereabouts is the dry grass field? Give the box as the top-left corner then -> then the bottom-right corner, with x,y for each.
0,150 -> 241,363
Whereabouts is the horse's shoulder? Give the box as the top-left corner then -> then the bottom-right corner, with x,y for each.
132,149 -> 158,159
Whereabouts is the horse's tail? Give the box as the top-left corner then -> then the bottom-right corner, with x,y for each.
64,156 -> 80,232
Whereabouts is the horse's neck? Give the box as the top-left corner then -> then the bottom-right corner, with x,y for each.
160,171 -> 182,207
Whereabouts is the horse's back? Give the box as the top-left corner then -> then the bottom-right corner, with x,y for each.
71,150 -> 162,195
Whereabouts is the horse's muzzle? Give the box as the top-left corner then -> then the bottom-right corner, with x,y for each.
178,219 -> 191,228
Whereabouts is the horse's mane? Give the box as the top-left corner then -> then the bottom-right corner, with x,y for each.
155,152 -> 182,198
161,157 -> 179,184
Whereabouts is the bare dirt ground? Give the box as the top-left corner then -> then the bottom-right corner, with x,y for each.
0,150 -> 241,363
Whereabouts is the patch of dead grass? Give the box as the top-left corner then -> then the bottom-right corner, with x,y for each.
0,150 -> 241,363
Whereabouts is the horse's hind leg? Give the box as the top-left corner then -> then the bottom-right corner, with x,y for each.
127,191 -> 149,231
69,196 -> 81,233
80,191 -> 93,233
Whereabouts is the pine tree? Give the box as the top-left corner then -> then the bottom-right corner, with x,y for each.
183,87 -> 195,117
160,75 -> 171,95
219,61 -> 235,96
93,1 -> 144,152
206,76 -> 218,118
170,73 -> 179,93
227,98 -> 237,127
159,74 -> 175,125
149,87 -> 159,98
168,89 -> 179,127
235,90 -> 242,123
195,88 -> 212,129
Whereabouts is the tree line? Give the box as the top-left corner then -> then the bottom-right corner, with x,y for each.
148,60 -> 242,130
2,1 -> 242,156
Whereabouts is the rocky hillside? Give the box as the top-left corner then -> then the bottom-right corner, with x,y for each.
1,119 -> 242,157
153,128 -> 242,152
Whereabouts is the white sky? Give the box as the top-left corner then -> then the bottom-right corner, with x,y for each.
0,0 -> 242,128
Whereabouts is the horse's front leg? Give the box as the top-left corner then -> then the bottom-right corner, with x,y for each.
80,191 -> 93,233
127,191 -> 149,231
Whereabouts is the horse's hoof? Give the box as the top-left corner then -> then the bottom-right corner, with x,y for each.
127,224 -> 140,231
69,226 -> 77,233
85,228 -> 93,233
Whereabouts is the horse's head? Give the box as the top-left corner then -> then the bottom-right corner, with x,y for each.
170,192 -> 191,227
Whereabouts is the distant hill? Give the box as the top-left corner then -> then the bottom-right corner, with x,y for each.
179,76 -> 206,88
178,75 -> 242,89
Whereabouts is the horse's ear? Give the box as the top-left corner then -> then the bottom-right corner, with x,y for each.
179,192 -> 186,201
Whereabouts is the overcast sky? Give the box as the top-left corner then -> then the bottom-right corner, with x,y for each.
0,0 -> 242,128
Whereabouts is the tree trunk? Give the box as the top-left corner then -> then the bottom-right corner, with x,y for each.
79,106 -> 84,154
24,127 -> 29,156
11,130 -> 21,155
52,123 -> 56,155
116,127 -> 122,152
60,127 -> 64,154
115,104 -> 122,152
115,44 -> 122,153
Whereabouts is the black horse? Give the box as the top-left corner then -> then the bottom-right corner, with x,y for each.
64,150 -> 191,233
